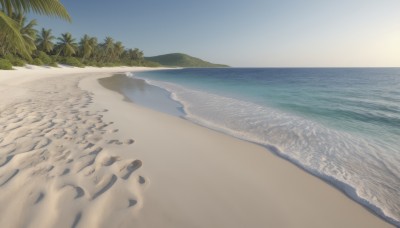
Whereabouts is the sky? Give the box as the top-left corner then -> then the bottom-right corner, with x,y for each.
32,0 -> 400,67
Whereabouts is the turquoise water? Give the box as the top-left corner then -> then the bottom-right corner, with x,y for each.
132,68 -> 400,225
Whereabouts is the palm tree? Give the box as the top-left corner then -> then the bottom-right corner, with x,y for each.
36,28 -> 55,53
129,48 -> 144,60
88,37 -> 99,61
79,34 -> 93,60
113,41 -> 124,60
102,36 -> 114,61
122,48 -> 144,65
89,37 -> 98,51
56,32 -> 77,57
0,0 -> 70,58
18,15 -> 38,55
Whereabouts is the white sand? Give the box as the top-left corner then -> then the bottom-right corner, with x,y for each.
0,65 -> 393,227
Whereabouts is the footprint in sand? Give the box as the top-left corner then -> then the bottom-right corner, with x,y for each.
54,150 -> 71,162
0,169 -> 19,187
128,199 -> 137,207
61,185 -> 85,199
92,174 -> 117,200
101,156 -> 119,166
76,155 -> 96,173
120,160 -> 142,180
107,140 -> 123,145
31,165 -> 54,176
60,168 -> 70,176
79,147 -> 102,159
138,176 -> 146,184
74,187 -> 85,199
0,155 -> 13,167
34,192 -> 45,204
83,167 -> 95,176
109,129 -> 119,133
71,212 -> 82,228
83,143 -> 95,150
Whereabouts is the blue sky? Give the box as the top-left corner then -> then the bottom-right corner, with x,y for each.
33,0 -> 400,67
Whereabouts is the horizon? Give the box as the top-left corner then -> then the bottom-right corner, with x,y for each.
31,0 -> 400,67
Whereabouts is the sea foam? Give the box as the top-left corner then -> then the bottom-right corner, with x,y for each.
125,72 -> 134,78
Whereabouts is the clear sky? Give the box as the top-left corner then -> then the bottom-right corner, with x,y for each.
32,0 -> 400,67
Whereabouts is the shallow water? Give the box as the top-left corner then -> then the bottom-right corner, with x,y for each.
98,74 -> 184,116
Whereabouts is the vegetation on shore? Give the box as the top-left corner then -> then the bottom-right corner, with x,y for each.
1,1 -> 225,70
145,53 -> 229,68
0,0 -> 160,70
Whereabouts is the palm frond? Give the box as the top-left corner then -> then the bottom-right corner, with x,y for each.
0,11 -> 30,58
1,0 -> 71,21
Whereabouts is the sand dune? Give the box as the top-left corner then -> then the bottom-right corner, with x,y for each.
0,66 -> 393,227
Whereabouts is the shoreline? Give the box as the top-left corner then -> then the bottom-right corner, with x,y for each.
0,66 -> 394,227
125,69 -> 400,227
100,72 -> 399,227
93,71 -> 393,227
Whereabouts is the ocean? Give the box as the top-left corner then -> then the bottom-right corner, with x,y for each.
127,68 -> 400,226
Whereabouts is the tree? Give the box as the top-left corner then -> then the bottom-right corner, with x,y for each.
102,36 -> 114,61
56,32 -> 78,57
121,48 -> 144,65
18,15 -> 38,55
130,48 -> 144,60
113,41 -> 124,60
88,37 -> 98,58
0,0 -> 70,58
36,28 -> 55,53
79,34 -> 93,60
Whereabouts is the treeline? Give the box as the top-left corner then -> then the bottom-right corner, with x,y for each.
0,11 -> 159,69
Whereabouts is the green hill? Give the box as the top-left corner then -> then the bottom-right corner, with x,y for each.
145,53 -> 229,68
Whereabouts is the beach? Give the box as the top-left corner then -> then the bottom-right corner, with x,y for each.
0,66 -> 393,227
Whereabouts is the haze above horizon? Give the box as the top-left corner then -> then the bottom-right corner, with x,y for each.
34,0 -> 400,67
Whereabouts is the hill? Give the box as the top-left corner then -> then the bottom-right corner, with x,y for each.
145,53 -> 228,68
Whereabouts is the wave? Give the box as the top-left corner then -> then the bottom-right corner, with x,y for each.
125,72 -> 135,78
138,76 -> 400,226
